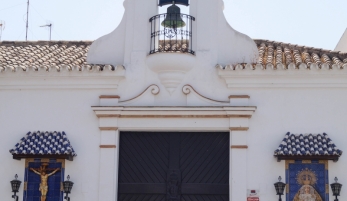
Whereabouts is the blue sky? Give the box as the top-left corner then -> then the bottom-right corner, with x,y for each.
0,0 -> 346,50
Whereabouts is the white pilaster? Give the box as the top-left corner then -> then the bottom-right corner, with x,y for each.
98,119 -> 119,201
230,129 -> 248,201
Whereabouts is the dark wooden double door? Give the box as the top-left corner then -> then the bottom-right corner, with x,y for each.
118,132 -> 229,201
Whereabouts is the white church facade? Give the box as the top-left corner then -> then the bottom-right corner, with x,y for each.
1,0 -> 347,201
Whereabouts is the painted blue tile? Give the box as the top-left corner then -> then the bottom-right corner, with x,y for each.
54,182 -> 61,189
34,189 -> 41,196
27,190 -> 33,196
25,161 -> 64,201
27,183 -> 35,190
286,161 -> 328,201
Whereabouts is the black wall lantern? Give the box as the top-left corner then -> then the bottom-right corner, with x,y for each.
331,177 -> 342,201
10,174 -> 21,201
274,176 -> 286,201
63,175 -> 74,201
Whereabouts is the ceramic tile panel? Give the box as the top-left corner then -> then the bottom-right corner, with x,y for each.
24,159 -> 65,201
286,160 -> 328,201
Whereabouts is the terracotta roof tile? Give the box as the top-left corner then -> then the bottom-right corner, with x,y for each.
1,40 -> 347,73
256,40 -> 347,68
0,41 -> 119,73
218,40 -> 347,70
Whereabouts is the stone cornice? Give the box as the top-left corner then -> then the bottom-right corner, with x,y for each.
92,106 -> 256,118
0,66 -> 125,89
217,64 -> 347,88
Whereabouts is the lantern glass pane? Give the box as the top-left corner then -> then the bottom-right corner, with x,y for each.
331,183 -> 342,196
331,185 -> 336,194
279,183 -> 285,194
63,181 -> 74,193
68,182 -> 73,192
274,182 -> 286,195
11,180 -> 21,192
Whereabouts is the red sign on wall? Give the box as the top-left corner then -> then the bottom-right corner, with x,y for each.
247,197 -> 259,201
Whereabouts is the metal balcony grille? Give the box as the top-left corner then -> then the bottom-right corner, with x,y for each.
149,13 -> 195,55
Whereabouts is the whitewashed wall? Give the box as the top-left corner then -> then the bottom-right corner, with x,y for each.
335,28 -> 347,52
1,0 -> 346,200
0,88 -> 111,200
1,64 -> 347,201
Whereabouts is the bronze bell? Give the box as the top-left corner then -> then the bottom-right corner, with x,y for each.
161,2 -> 186,28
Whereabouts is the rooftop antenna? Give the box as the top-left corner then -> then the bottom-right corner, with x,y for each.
25,0 -> 29,41
0,21 -> 5,41
40,22 -> 52,41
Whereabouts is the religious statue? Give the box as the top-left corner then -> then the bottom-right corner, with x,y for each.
30,163 -> 60,201
293,168 -> 323,201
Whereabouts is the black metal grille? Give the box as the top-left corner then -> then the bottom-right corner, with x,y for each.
149,13 -> 195,55
118,132 -> 229,201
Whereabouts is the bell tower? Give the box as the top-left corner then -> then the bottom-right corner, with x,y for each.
87,0 -> 258,93
147,0 -> 196,93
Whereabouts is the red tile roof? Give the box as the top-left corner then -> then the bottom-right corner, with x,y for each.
1,40 -> 346,72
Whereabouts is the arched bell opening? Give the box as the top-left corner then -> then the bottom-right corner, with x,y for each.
149,0 -> 195,55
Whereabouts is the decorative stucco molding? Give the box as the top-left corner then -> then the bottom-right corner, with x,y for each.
182,84 -> 250,106
119,84 -> 160,103
110,84 -> 160,106
182,84 -> 228,103
99,84 -> 251,107
147,54 -> 196,94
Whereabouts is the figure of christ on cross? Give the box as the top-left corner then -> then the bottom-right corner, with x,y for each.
30,164 -> 60,201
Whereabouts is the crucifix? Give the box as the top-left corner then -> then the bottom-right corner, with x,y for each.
30,163 -> 60,201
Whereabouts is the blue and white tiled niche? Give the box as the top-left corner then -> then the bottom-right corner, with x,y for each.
24,159 -> 64,201
286,160 -> 328,201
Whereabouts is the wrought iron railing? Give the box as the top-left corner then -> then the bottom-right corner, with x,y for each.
149,13 -> 195,55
